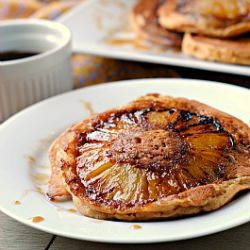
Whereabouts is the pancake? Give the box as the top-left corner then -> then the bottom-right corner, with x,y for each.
159,0 -> 250,38
182,33 -> 250,65
131,0 -> 182,46
48,94 -> 250,221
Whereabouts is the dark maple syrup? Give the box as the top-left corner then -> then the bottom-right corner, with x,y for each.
0,51 -> 39,61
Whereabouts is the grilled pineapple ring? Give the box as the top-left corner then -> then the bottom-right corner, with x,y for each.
49,94 -> 250,220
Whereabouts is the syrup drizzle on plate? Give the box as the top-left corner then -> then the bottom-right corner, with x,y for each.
31,216 -> 44,223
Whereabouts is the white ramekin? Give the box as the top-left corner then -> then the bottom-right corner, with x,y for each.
0,19 -> 72,121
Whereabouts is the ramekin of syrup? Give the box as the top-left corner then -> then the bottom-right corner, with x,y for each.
0,19 -> 72,121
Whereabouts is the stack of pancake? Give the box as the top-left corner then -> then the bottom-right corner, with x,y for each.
131,0 -> 250,65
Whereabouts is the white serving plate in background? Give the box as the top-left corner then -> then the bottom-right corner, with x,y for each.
57,0 -> 250,76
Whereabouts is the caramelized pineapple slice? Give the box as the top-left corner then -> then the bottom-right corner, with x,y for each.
76,109 -> 234,207
200,0 -> 249,19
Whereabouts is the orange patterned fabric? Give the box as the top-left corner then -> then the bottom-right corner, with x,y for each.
0,0 -> 79,19
0,0 -> 178,88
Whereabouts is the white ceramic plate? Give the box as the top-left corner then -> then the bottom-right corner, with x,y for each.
0,79 -> 250,244
57,0 -> 250,77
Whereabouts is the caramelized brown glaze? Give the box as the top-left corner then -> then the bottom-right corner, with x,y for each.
49,94 -> 250,221
74,108 -> 236,209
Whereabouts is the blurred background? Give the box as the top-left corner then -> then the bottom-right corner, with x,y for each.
1,0 -> 249,90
